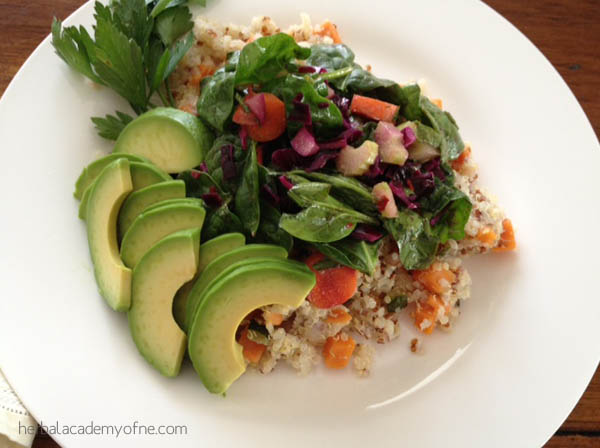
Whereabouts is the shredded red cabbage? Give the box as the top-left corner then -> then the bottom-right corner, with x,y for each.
198,162 -> 208,172
220,144 -> 236,180
291,127 -> 319,157
390,181 -> 418,210
298,66 -> 317,73
271,148 -> 303,171
422,157 -> 446,181
306,151 -> 338,172
261,184 -> 280,205
279,175 -> 294,190
318,138 -> 347,150
201,187 -> 223,208
190,169 -> 202,179
351,225 -> 384,243
289,98 -> 312,126
245,93 -> 266,125
402,126 -> 416,147
364,155 -> 384,178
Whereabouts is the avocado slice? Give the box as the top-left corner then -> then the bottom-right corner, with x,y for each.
79,161 -> 171,220
74,153 -> 146,200
86,158 -> 133,311
114,107 -> 214,173
142,197 -> 205,212
120,201 -> 206,268
172,233 -> 246,330
188,259 -> 316,394
183,244 -> 288,332
129,228 -> 201,377
118,180 -> 186,241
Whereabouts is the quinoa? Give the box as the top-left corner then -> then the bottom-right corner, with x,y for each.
174,14 -> 510,377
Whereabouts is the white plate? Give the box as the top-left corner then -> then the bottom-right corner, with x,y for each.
1,1 -> 599,447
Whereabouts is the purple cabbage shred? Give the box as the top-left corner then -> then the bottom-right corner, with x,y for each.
291,127 -> 319,157
306,151 -> 338,172
245,93 -> 266,125
261,184 -> 280,205
401,127 -> 416,147
279,175 -> 294,190
351,225 -> 384,243
298,66 -> 317,73
271,148 -> 303,171
389,181 -> 418,210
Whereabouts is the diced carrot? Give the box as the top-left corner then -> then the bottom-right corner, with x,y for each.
431,98 -> 443,109
264,310 -> 283,326
476,226 -> 498,246
189,65 -> 216,87
350,95 -> 399,123
238,328 -> 266,364
451,145 -> 471,171
413,294 -> 447,334
237,93 -> 287,142
494,219 -> 517,252
413,263 -> 457,295
316,21 -> 342,44
305,253 -> 358,309
232,106 -> 259,126
178,104 -> 197,116
256,145 -> 264,165
326,308 -> 352,325
323,334 -> 356,369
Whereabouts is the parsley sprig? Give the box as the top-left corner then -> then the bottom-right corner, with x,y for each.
51,0 -> 205,139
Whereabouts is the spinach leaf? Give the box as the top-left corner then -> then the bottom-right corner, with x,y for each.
197,68 -> 236,132
203,134 -> 245,192
202,204 -> 244,240
420,97 -> 464,162
291,170 -> 378,216
287,182 -> 378,225
253,200 -> 294,252
415,122 -> 443,148
384,210 -> 439,270
235,33 -> 310,86
234,144 -> 260,236
420,181 -> 472,243
401,84 -> 423,121
268,74 -> 344,138
280,205 -> 357,243
177,170 -> 230,202
313,238 -> 382,275
306,44 -> 404,103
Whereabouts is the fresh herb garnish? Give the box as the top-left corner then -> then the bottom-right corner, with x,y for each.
52,0 -> 203,138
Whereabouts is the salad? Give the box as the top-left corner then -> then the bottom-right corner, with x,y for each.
53,0 -> 516,394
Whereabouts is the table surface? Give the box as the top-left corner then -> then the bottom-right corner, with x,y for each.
0,1 -> 598,447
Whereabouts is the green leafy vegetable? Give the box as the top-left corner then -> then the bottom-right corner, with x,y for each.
269,74 -> 344,137
253,200 -> 294,252
312,259 -> 341,270
387,296 -> 408,313
52,0 -> 203,138
202,204 -> 244,240
420,181 -> 472,243
420,97 -> 464,162
384,210 -> 440,270
280,206 -> 357,243
234,144 -> 260,236
292,171 -> 378,216
197,69 -> 236,132
401,84 -> 424,121
313,238 -> 382,275
177,170 -> 229,202
306,44 -> 404,103
91,111 -> 134,140
235,34 -> 310,86
154,6 -> 193,46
